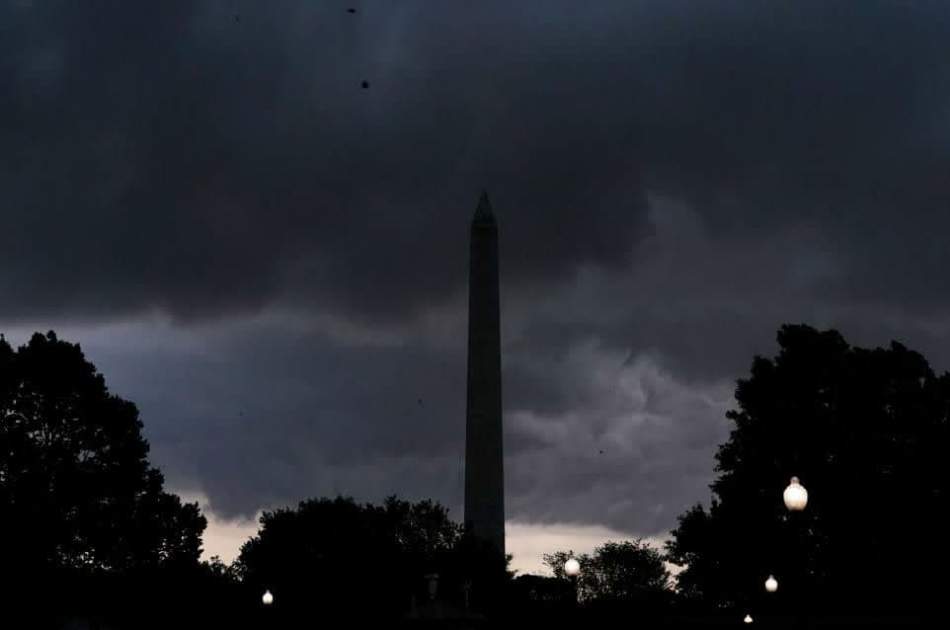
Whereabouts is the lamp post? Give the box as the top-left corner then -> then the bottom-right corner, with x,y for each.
564,557 -> 581,607
564,558 -> 581,577
783,477 -> 808,512
764,574 -> 779,619
260,589 -> 275,628
783,476 -> 807,628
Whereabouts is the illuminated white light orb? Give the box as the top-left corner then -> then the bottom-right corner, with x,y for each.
744,613 -> 754,624
783,476 -> 808,511
765,575 -> 778,593
564,558 -> 581,577
262,590 -> 274,606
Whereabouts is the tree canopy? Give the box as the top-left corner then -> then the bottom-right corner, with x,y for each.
666,325 -> 950,615
544,539 -> 671,604
234,495 -> 467,618
0,332 -> 206,575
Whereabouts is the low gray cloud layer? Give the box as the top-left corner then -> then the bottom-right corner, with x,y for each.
5,1 -> 950,540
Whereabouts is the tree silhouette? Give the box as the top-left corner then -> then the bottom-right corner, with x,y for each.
234,495 -> 464,620
544,539 -> 670,604
666,325 -> 949,618
0,332 -> 205,576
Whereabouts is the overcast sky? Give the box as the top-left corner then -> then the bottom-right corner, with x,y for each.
4,0 -> 950,574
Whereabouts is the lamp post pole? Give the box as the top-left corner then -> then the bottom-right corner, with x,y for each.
261,589 -> 274,627
564,557 -> 581,609
761,574 -> 778,627
783,477 -> 808,630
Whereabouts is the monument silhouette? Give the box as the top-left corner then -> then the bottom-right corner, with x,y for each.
463,191 -> 505,556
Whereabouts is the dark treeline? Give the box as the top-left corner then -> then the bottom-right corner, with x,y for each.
1,327 -> 947,628
233,494 -> 506,620
665,325 -> 949,626
0,332 -> 213,627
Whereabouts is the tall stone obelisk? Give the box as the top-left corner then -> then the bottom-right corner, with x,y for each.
464,191 -> 505,556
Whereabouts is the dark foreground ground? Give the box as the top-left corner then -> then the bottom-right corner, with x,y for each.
4,573 -> 941,629
11,606 -> 942,630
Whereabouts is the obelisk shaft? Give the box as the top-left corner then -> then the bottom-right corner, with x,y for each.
464,192 -> 505,556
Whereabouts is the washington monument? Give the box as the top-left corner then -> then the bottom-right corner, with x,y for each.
464,191 -> 505,555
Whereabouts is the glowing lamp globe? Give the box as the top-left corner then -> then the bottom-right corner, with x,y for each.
564,558 -> 581,577
262,590 -> 274,606
765,575 -> 778,593
783,476 -> 808,511
744,613 -> 754,624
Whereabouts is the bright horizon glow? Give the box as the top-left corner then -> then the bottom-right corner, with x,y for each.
505,521 -> 671,576
191,494 -> 668,577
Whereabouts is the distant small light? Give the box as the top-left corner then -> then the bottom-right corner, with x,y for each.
564,558 -> 581,577
783,476 -> 808,511
744,613 -> 754,624
262,590 -> 274,606
765,575 -> 778,593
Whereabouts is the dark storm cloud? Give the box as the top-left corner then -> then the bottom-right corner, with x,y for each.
24,317 -> 470,518
4,1 -> 950,325
0,0 -> 649,323
35,317 -> 730,532
6,0 -> 950,542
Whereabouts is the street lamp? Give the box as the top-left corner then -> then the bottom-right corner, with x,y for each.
783,476 -> 808,628
783,476 -> 808,511
261,590 -> 274,606
744,613 -> 754,624
563,558 -> 581,577
564,557 -> 581,607
765,575 -> 778,593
